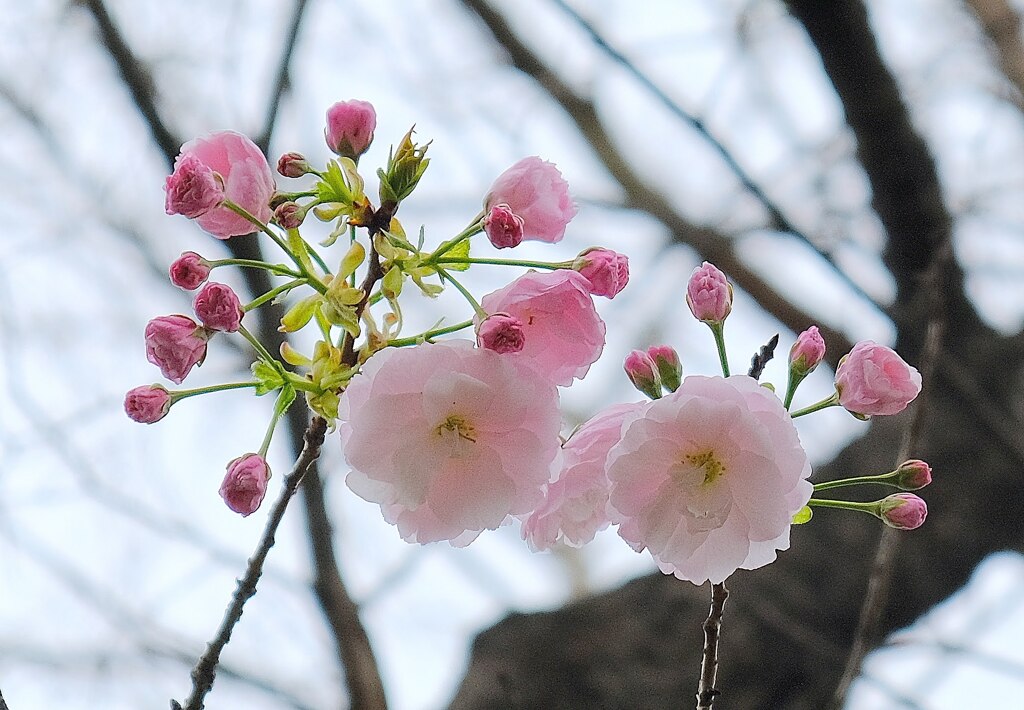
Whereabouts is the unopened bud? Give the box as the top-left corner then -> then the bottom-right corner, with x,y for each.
274,201 -> 307,230
878,493 -> 927,530
483,203 -> 524,249
686,261 -> 732,324
647,345 -> 681,392
789,326 -> 826,376
895,460 -> 932,491
477,313 -> 525,354
624,350 -> 662,399
277,151 -> 313,178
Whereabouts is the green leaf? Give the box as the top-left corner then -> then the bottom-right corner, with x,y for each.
792,506 -> 813,525
339,240 -> 366,280
443,238 -> 471,271
382,265 -> 404,300
279,294 -> 321,332
251,361 -> 284,396
274,384 -> 297,416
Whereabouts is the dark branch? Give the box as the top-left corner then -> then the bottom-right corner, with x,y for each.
748,334 -> 779,380
255,0 -> 310,153
695,582 -> 729,709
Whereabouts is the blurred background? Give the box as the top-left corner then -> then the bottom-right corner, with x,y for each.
2,0 -> 1024,708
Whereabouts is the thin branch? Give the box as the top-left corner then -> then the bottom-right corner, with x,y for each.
695,582 -> 729,709
172,416 -> 328,710
255,0 -> 310,153
748,334 -> 779,381
460,0 -> 855,364
0,688 -> 9,710
965,0 -> 1024,107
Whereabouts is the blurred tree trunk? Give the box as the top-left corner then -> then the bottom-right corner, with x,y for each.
449,1 -> 1024,708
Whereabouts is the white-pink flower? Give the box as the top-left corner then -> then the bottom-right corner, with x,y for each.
340,340 -> 562,546
523,402 -> 643,551
478,270 -> 605,387
484,157 -> 577,243
608,375 -> 812,585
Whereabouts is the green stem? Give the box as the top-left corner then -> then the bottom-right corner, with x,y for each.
710,322 -> 730,377
257,390 -> 292,457
283,372 -> 321,393
783,370 -> 805,410
222,200 -> 294,260
430,213 -> 485,260
807,497 -> 881,517
238,324 -> 282,370
436,266 -> 485,318
433,256 -> 570,270
813,472 -> 900,492
301,235 -> 331,274
244,279 -> 304,311
387,319 -> 475,347
168,381 -> 259,403
208,258 -> 302,278
790,391 -> 840,418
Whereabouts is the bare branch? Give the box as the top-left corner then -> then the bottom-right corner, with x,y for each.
173,416 -> 328,710
965,0 -> 1024,105
695,582 -> 729,710
255,0 -> 311,153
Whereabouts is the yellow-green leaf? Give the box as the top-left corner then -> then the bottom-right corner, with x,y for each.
279,294 -> 321,332
792,506 -> 813,525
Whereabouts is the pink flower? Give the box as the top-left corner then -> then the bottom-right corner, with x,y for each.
144,315 -> 209,384
124,385 -> 171,424
173,131 -> 276,239
607,375 -> 812,585
648,345 -> 682,393
835,341 -> 922,416
523,403 -> 642,551
895,460 -> 932,491
789,326 -> 826,376
573,248 -> 629,298
164,153 -> 224,218
193,282 -> 243,333
483,203 -> 525,249
325,100 -> 376,159
484,157 -> 577,243
478,270 -> 605,387
686,262 -> 733,324
169,252 -> 212,291
623,350 -> 661,400
476,313 -> 526,354
878,493 -> 927,530
277,151 -> 311,178
220,453 -> 271,516
340,340 -> 562,546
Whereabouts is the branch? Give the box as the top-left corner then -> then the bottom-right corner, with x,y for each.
172,416 -> 328,710
255,0 -> 310,153
459,0 -> 855,364
965,0 -> 1024,107
695,582 -> 729,709
0,688 -> 9,710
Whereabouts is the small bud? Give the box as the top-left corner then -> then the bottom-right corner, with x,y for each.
220,453 -> 271,516
624,350 -> 662,399
378,127 -> 430,206
194,282 -> 244,333
878,493 -> 927,530
789,326 -> 826,376
124,385 -> 172,424
164,153 -> 224,219
169,251 -> 212,291
325,100 -> 376,159
274,201 -> 307,230
277,151 -> 312,178
483,203 -> 525,249
573,247 -> 629,299
686,261 -> 732,324
895,460 -> 932,491
145,315 -> 209,384
476,313 -> 526,354
647,345 -> 681,392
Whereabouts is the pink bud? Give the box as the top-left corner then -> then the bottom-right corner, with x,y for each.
573,248 -> 629,298
835,341 -> 922,416
164,153 -> 224,218
483,203 -> 525,249
624,350 -> 662,399
647,345 -> 681,392
124,385 -> 172,424
789,326 -> 826,376
274,201 -> 305,230
686,261 -> 733,324
325,100 -> 376,159
144,315 -> 209,384
878,493 -> 927,530
169,251 -> 212,291
219,453 -> 271,516
895,460 -> 932,491
484,157 -> 577,243
277,151 -> 312,178
194,282 -> 243,333
476,313 -> 526,354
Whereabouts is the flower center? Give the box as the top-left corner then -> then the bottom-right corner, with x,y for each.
686,450 -> 725,486
435,415 -> 477,458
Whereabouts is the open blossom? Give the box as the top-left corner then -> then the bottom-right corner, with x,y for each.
169,252 -> 211,290
484,157 -> 577,243
124,385 -> 171,424
607,375 -> 813,585
573,248 -> 629,298
483,203 -> 525,249
144,315 -> 209,384
164,153 -> 223,218
172,131 -> 275,239
325,99 -> 376,159
476,313 -> 525,354
835,341 -> 921,416
478,270 -> 605,387
523,403 -> 642,551
194,282 -> 243,333
220,454 -> 271,516
340,340 -> 562,546
686,262 -> 732,324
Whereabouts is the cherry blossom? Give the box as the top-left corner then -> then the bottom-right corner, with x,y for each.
484,157 -> 577,243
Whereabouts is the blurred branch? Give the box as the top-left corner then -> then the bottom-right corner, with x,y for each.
174,416 -> 328,710
965,0 -> 1024,105
255,0 -> 309,153
0,688 -> 8,710
460,0 -> 855,362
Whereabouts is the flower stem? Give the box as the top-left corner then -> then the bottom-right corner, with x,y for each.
429,213 -> 485,260
168,381 -> 259,403
222,200 -> 293,259
387,319 -> 474,347
807,497 -> 881,517
244,279 -> 304,311
783,370 -> 806,410
238,324 -> 282,370
209,258 -> 302,278
435,266 -> 486,319
790,391 -> 840,418
813,472 -> 899,492
710,322 -> 730,377
432,256 -> 569,270
695,581 -> 729,709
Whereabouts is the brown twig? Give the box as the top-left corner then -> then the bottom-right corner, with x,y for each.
171,416 -> 328,710
695,582 -> 729,709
